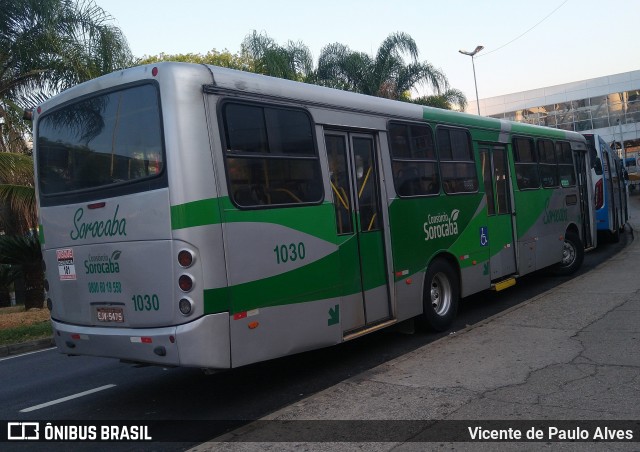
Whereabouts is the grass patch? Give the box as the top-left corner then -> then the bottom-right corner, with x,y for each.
0,321 -> 52,346
0,306 -> 52,346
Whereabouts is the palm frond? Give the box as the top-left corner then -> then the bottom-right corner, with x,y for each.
412,89 -> 468,111
0,184 -> 37,221
241,31 -> 313,82
0,234 -> 41,267
0,153 -> 34,185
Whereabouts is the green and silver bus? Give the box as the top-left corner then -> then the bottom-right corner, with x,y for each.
34,63 -> 589,369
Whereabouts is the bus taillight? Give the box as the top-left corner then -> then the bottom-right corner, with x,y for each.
178,274 -> 193,292
178,250 -> 194,268
595,178 -> 604,209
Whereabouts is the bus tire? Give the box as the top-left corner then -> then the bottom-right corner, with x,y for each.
419,259 -> 459,331
553,230 -> 584,276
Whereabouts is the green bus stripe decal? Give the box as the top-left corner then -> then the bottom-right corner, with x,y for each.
171,198 -> 221,230
203,287 -> 229,314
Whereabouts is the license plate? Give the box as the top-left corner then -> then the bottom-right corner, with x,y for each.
97,307 -> 124,323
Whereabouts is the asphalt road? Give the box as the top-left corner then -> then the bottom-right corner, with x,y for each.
0,228 -> 631,451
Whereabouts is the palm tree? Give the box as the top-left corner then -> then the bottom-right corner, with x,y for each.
0,0 -> 133,153
0,235 -> 43,310
137,49 -> 254,72
413,88 -> 468,111
241,31 -> 315,82
0,152 -> 37,235
0,0 -> 133,309
0,264 -> 19,307
316,32 -> 455,103
1,0 -> 133,228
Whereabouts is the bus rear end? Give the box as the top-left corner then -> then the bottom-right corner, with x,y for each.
34,65 -> 230,368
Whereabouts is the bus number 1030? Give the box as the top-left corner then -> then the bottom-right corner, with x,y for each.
274,242 -> 306,264
132,294 -> 160,311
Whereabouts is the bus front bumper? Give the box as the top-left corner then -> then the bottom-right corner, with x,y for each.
51,313 -> 230,369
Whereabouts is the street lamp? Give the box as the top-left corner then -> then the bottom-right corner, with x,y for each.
459,45 -> 484,115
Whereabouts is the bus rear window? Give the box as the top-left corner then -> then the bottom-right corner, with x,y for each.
37,83 -> 164,198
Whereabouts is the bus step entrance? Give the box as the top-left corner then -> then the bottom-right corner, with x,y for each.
491,277 -> 516,292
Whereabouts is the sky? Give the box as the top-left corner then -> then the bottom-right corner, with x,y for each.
95,0 -> 639,102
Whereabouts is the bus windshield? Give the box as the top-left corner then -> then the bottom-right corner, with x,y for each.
36,83 -> 164,201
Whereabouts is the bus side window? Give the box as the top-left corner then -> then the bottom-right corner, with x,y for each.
222,103 -> 323,208
436,127 -> 478,194
389,122 -> 439,197
556,141 -> 576,187
513,137 -> 540,190
537,139 -> 558,188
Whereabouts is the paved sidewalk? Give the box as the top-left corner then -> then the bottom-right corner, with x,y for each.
192,193 -> 640,450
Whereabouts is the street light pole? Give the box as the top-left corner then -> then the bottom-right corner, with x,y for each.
459,45 -> 484,115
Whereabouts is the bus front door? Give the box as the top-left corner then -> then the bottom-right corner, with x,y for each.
325,131 -> 391,334
480,145 -> 517,279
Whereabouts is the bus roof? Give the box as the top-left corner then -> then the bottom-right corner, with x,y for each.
37,62 -> 585,142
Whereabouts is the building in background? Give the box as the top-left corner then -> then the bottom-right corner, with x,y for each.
471,70 -> 640,165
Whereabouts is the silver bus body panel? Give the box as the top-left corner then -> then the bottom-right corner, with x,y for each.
41,188 -> 171,246
229,298 -> 342,368
52,312 -> 230,368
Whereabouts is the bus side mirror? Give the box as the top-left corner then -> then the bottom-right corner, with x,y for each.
593,157 -> 603,175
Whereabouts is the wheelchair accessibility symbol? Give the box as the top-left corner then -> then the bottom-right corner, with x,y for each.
480,226 -> 489,246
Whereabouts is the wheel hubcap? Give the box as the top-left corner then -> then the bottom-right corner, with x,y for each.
561,240 -> 576,266
431,272 -> 451,316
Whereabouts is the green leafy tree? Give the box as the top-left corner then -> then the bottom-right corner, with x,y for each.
0,0 -> 133,309
0,0 -> 133,154
1,0 -> 133,227
316,32 -> 461,105
413,88 -> 468,111
0,264 -> 19,307
0,152 -> 37,235
137,49 -> 254,71
241,30 -> 314,82
0,236 -> 43,310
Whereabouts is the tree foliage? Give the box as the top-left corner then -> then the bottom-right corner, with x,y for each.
412,88 -> 468,111
0,0 -> 133,153
0,0 -> 133,308
0,235 -> 43,309
316,32 -> 454,103
137,49 -> 254,71
241,31 -> 314,82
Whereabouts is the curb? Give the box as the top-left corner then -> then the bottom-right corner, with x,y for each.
0,337 -> 55,358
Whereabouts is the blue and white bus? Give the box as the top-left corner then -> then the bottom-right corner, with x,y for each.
584,133 -> 628,242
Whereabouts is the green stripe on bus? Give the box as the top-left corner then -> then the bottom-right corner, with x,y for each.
38,224 -> 45,245
220,198 -> 338,242
171,198 -> 221,230
203,287 -> 229,314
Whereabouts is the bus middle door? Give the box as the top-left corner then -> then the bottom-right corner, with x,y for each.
325,131 -> 391,335
480,144 -> 517,280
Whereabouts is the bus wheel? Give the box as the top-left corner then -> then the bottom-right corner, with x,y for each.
420,259 -> 459,331
553,231 -> 584,276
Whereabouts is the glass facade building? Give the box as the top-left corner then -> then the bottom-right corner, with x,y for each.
471,70 -> 640,158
